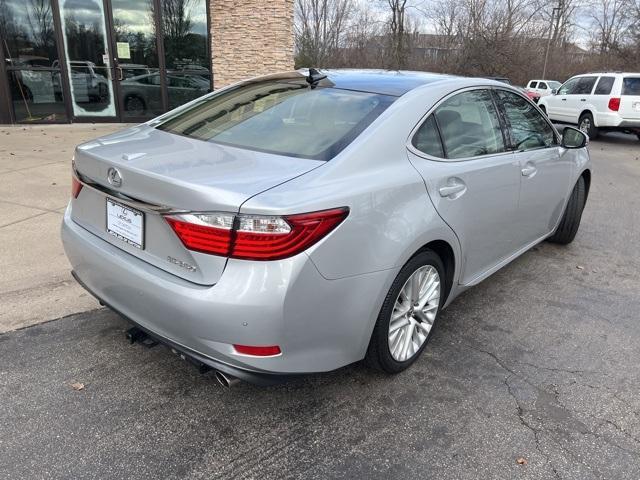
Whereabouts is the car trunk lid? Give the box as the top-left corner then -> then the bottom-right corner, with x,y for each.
71,125 -> 323,285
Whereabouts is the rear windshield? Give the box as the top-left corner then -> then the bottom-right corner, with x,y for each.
622,77 -> 640,95
155,80 -> 395,160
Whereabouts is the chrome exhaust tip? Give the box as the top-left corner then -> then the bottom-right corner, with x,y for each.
215,371 -> 241,388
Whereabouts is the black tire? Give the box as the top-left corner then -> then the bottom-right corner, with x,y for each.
578,112 -> 599,139
547,176 -> 586,245
125,95 -> 146,116
365,250 -> 445,373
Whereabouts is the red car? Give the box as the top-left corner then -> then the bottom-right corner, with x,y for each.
517,86 -> 541,103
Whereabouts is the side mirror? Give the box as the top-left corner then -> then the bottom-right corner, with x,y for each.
551,89 -> 557,95
562,127 -> 588,148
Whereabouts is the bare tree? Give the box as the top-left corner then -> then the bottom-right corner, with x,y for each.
588,0 -> 632,53
382,0 -> 409,69
295,0 -> 354,67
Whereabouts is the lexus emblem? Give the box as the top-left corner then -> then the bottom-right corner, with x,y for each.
107,167 -> 122,187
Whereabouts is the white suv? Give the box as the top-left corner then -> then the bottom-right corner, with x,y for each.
526,79 -> 562,97
538,72 -> 640,140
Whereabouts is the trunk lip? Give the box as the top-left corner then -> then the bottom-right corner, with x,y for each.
75,168 -> 189,215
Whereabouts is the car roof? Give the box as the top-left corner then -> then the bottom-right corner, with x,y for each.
248,69 -> 510,97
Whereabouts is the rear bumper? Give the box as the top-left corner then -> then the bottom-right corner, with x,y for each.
61,206 -> 394,377
70,270 -> 291,386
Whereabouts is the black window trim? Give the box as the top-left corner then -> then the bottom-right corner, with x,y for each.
407,86 -> 516,163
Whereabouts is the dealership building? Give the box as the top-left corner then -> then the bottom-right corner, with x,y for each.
0,0 -> 293,124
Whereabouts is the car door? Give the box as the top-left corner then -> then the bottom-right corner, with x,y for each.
548,77 -> 579,121
494,88 -> 573,244
407,88 -> 521,285
537,81 -> 548,96
569,76 -> 598,124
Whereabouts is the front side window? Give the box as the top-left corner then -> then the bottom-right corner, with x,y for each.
433,89 -> 505,159
594,76 -> 615,95
558,78 -> 579,95
538,82 -> 548,90
156,80 -> 395,160
495,90 -> 556,151
412,115 -> 444,157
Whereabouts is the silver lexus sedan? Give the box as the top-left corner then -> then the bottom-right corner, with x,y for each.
62,69 -> 591,386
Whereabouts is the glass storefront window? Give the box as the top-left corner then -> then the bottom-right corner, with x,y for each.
161,0 -> 210,109
112,0 -> 163,118
0,0 -> 212,122
59,0 -> 116,117
0,0 -> 67,122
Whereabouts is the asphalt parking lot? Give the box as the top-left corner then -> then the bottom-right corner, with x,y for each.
1,132 -> 639,480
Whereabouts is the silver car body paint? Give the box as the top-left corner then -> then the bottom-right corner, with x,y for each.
61,70 -> 591,376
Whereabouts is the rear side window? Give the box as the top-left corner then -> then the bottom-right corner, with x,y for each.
412,115 -> 444,157
434,89 -> 505,159
529,81 -> 538,88
622,77 -> 640,95
574,76 -> 597,95
495,90 -> 556,150
156,80 -> 395,160
594,76 -> 615,95
538,82 -> 547,89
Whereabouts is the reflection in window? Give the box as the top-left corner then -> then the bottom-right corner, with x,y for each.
158,0 -> 210,109
0,0 -> 67,121
59,0 -> 116,116
495,90 -> 556,150
434,90 -> 505,159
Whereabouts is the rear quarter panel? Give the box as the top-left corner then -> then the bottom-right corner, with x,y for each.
238,82 -> 465,282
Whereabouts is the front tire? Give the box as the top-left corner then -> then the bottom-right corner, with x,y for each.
365,250 -> 444,373
579,113 -> 599,139
547,176 -> 586,245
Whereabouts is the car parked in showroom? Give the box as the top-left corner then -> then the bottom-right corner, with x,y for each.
62,70 -> 591,386
526,79 -> 562,98
538,72 -> 640,140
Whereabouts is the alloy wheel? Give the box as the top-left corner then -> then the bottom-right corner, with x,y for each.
388,265 -> 441,362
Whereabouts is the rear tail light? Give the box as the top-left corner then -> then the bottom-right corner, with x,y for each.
233,344 -> 281,356
71,174 -> 83,199
608,97 -> 620,111
166,207 -> 349,261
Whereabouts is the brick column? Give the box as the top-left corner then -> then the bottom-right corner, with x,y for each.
210,0 -> 294,88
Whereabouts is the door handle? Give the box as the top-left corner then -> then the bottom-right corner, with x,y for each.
521,165 -> 537,177
580,98 -> 586,102
116,66 -> 123,81
561,98 -> 567,101
439,180 -> 466,198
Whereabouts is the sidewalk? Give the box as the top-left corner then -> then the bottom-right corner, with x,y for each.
0,124 -> 127,333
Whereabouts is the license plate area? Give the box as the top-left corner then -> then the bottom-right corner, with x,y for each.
106,198 -> 144,249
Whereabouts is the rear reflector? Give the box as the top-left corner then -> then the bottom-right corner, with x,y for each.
608,97 -> 620,111
166,207 -> 349,261
71,175 -> 83,199
233,344 -> 281,356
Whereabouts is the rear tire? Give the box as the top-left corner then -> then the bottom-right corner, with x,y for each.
579,113 -> 599,139
547,176 -> 586,245
365,250 -> 445,374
